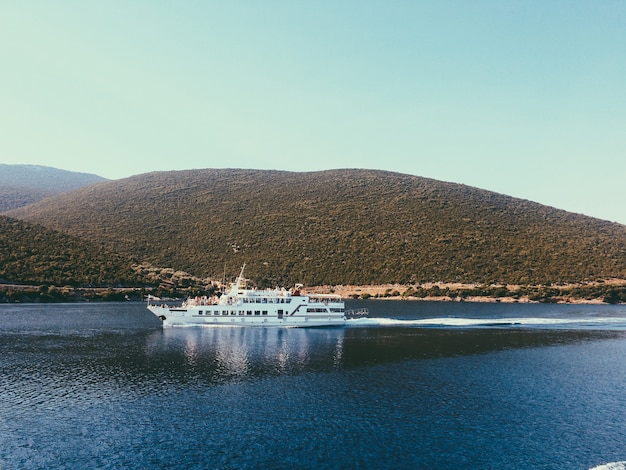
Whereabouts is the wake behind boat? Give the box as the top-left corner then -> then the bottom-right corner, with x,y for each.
147,265 -> 362,327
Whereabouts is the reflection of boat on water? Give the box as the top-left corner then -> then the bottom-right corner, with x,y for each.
140,314 -> 605,386
143,325 -> 346,381
147,265 -> 366,327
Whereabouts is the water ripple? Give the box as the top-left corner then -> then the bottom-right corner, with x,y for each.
3,302 -> 626,468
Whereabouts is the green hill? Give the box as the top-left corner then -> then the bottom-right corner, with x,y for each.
0,164 -> 107,212
6,169 -> 626,288
0,215 -> 143,287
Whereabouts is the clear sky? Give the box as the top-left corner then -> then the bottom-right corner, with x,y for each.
1,1 -> 625,224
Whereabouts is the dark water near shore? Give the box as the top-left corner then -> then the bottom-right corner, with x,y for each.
2,301 -> 626,469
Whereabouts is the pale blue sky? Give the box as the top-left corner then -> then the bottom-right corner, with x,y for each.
1,1 -> 625,224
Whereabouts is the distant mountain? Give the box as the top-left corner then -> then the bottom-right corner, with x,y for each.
6,169 -> 626,287
0,164 -> 107,212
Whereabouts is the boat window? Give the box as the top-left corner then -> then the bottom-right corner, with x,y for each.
262,311 -> 268,316
254,311 -> 260,316
286,299 -> 292,304
246,311 -> 252,316
238,310 -> 244,315
199,310 -> 203,315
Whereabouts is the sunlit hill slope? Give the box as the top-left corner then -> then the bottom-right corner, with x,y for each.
6,169 -> 626,288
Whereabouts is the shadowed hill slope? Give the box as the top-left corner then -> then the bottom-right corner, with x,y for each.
0,216 -> 143,287
7,169 -> 626,286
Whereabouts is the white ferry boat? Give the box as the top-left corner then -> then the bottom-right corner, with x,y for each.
147,265 -> 357,327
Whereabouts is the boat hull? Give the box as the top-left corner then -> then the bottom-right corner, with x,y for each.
147,305 -> 347,328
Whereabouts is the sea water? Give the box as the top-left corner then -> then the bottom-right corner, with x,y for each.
1,300 -> 626,469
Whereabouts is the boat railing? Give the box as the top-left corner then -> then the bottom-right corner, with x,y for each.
184,295 -> 220,307
344,308 -> 369,318
309,294 -> 343,303
147,295 -> 184,308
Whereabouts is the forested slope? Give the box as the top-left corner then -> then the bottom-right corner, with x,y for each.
7,169 -> 626,287
0,216 -> 143,287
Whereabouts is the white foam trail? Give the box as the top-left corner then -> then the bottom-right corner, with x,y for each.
589,462 -> 626,470
346,317 -> 626,328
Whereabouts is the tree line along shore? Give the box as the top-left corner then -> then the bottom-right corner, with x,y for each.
2,280 -> 625,304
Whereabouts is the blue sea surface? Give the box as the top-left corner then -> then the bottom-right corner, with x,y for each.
1,301 -> 626,469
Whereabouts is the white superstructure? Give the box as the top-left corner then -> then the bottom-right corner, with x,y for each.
147,265 -> 349,327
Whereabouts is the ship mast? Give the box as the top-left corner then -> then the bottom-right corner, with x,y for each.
234,263 -> 246,291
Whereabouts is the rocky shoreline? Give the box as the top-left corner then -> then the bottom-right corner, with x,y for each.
309,280 -> 626,304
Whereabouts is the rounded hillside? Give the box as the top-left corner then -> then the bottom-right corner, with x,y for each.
7,168 -> 626,286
